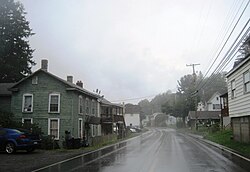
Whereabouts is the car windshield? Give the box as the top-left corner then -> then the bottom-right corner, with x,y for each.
1,0 -> 250,172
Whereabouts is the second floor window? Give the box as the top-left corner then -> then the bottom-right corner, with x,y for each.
22,94 -> 33,112
231,80 -> 236,99
86,98 -> 89,114
244,71 -> 250,93
79,96 -> 83,114
92,100 -> 95,115
49,93 -> 60,113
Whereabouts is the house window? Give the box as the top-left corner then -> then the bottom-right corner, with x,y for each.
78,118 -> 83,138
32,76 -> 38,85
22,118 -> 33,125
49,93 -> 60,113
86,98 -> 89,114
243,71 -> 250,93
213,104 -> 220,110
79,96 -> 83,114
91,124 -> 97,137
92,100 -> 95,115
22,94 -> 33,112
48,118 -> 60,140
231,80 -> 236,99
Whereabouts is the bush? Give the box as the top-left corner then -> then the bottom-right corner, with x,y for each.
0,111 -> 15,127
209,123 -> 220,133
176,120 -> 185,128
40,135 -> 60,150
0,111 -> 42,135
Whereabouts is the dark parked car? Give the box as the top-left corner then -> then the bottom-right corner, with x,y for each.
0,128 -> 41,154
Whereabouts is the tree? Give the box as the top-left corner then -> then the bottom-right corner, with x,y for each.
239,33 -> 250,58
234,34 -> 250,67
0,0 -> 35,83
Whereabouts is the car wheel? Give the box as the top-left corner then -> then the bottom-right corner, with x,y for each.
5,142 -> 16,154
26,147 -> 35,153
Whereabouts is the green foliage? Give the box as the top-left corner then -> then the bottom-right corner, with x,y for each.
176,120 -> 185,128
138,99 -> 152,116
198,73 -> 227,102
0,110 -> 42,135
205,130 -> 250,157
239,33 -> 250,58
41,135 -> 60,150
0,0 -> 35,83
0,111 -> 15,127
208,123 -> 220,133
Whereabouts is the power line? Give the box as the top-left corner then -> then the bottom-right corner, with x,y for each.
111,94 -> 157,102
202,0 -> 246,78
196,0 -> 250,90
197,19 -> 250,91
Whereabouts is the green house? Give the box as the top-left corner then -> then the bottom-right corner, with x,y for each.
9,60 -> 101,145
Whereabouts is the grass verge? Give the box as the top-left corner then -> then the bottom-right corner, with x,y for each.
179,127 -> 250,158
204,130 -> 250,158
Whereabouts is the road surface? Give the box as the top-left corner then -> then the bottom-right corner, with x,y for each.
35,128 -> 250,172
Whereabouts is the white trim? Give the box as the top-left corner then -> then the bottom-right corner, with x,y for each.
91,124 -> 96,137
22,118 -> 33,124
22,93 -> 33,113
48,93 -> 60,113
243,70 -> 250,93
78,118 -> 83,138
48,118 -> 60,140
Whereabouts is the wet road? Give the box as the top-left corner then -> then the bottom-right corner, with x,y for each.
35,128 -> 250,172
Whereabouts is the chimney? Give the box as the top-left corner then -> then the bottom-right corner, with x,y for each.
67,76 -> 73,83
41,59 -> 48,71
76,81 -> 83,88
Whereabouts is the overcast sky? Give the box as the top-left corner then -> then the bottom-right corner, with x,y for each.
20,0 -> 250,104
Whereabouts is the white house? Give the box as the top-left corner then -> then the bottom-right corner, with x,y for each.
206,92 -> 221,111
124,104 -> 141,128
226,56 -> 250,143
124,113 -> 140,128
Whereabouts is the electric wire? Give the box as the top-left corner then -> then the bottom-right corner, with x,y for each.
195,0 -> 250,91
197,20 -> 250,92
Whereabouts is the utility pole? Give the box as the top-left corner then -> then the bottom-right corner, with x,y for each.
186,63 -> 200,130
186,63 -> 200,75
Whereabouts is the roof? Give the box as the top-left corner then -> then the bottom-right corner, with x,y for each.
0,83 -> 15,96
10,69 -> 99,98
188,111 -> 220,120
125,104 -> 141,114
227,56 -> 250,78
99,97 -> 123,108
207,92 -> 221,103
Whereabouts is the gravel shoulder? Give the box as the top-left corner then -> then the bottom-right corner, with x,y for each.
0,148 -> 90,172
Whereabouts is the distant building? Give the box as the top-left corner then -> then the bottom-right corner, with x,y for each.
206,92 -> 221,111
187,111 -> 220,129
124,104 -> 140,128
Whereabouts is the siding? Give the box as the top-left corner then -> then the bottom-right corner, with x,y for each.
227,60 -> 250,117
11,72 -> 75,140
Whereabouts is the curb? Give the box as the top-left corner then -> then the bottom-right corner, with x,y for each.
186,132 -> 250,163
32,131 -> 151,172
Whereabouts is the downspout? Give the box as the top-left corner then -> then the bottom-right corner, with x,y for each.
72,97 -> 74,136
